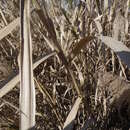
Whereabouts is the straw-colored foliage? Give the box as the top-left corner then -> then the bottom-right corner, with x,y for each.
0,0 -> 130,130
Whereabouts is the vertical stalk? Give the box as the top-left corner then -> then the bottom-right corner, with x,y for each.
20,0 -> 35,129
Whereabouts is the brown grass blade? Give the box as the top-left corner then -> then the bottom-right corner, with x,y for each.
72,61 -> 84,86
0,8 -> 8,25
95,0 -> 102,15
0,17 -> 20,41
1,98 -> 26,116
34,78 -> 63,127
60,8 -> 78,38
0,73 -> 19,98
94,16 -> 103,34
86,0 -> 91,12
63,97 -> 82,130
0,52 -> 56,98
32,0 -> 81,96
69,35 -> 93,61
32,0 -> 59,52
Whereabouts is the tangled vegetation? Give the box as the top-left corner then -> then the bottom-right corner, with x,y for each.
0,0 -> 130,130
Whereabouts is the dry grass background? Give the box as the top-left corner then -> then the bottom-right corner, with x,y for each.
0,0 -> 130,130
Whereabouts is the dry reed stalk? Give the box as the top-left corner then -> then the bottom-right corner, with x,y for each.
20,0 -> 35,129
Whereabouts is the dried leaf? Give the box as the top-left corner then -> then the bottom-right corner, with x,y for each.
98,35 -> 130,68
69,35 -> 93,60
0,17 -> 20,41
0,51 -> 56,98
63,97 -> 82,130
